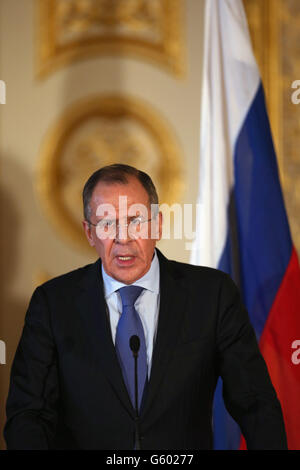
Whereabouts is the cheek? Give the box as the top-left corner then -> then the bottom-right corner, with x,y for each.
137,239 -> 156,259
94,238 -> 113,259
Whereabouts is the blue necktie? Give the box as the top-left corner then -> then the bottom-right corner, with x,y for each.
115,286 -> 148,411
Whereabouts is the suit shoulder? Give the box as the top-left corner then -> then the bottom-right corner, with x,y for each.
165,258 -> 240,306
36,260 -> 98,293
166,257 -> 234,286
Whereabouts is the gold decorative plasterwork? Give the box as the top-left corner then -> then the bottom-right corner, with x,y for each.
244,0 -> 300,257
36,0 -> 185,78
37,94 -> 184,252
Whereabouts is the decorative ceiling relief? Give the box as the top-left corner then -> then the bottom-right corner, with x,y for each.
37,94 -> 183,251
37,0 -> 185,77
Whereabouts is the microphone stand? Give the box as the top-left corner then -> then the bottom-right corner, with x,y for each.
130,335 -> 141,450
133,350 -> 141,450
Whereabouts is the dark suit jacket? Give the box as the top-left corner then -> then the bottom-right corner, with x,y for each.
4,249 -> 287,450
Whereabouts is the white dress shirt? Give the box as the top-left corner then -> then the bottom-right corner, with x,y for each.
101,249 -> 160,378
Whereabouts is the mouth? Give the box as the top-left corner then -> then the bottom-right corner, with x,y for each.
115,255 -> 136,267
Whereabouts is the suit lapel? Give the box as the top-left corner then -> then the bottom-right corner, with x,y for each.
75,259 -> 134,418
141,250 -> 188,418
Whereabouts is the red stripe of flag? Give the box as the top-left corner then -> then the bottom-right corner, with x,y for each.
240,247 -> 300,449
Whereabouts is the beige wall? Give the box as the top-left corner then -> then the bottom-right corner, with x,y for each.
0,0 -> 204,449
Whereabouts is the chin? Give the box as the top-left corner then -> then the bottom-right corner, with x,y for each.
114,269 -> 142,285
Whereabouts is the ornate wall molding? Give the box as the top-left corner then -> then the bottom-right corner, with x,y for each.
36,0 -> 185,78
36,94 -> 184,252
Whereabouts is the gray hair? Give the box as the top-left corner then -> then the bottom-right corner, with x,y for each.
82,163 -> 159,221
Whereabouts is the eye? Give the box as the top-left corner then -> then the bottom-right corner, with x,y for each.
131,217 -> 142,226
98,219 -> 115,230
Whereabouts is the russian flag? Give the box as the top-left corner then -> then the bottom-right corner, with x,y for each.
190,0 -> 300,450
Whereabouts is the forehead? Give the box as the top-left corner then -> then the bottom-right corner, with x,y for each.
90,176 -> 150,209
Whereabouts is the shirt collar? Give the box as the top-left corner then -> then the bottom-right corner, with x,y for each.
101,249 -> 160,299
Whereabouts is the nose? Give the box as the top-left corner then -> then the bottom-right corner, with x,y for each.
115,222 -> 133,243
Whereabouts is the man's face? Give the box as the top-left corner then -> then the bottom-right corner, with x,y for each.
82,176 -> 162,284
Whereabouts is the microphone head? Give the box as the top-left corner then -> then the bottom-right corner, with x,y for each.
130,335 -> 140,353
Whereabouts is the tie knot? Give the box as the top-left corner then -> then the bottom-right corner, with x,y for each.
118,286 -> 144,307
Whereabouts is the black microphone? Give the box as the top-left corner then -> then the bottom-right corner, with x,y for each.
130,335 -> 141,450
130,335 -> 140,358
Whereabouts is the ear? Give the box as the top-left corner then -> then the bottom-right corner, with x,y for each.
158,211 -> 163,241
82,220 -> 95,247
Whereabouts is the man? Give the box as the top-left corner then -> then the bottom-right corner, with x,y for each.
4,164 -> 287,449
